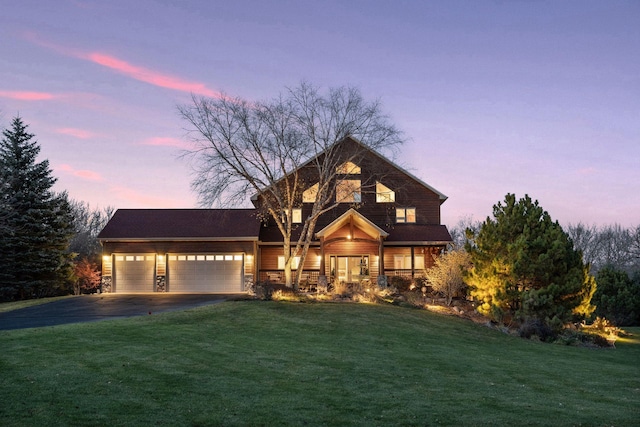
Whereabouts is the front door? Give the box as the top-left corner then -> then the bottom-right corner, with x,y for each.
335,256 -> 369,283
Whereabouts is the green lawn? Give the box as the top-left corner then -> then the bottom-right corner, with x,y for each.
1,301 -> 638,426
0,295 -> 76,313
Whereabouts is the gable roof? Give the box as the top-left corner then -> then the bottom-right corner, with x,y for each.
315,208 -> 389,239
251,136 -> 448,203
97,209 -> 260,241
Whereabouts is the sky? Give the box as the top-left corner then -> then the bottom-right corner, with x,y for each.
1,0 -> 638,228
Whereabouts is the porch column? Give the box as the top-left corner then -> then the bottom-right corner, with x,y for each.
318,236 -> 328,292
377,236 -> 387,287
319,236 -> 326,276
410,246 -> 415,279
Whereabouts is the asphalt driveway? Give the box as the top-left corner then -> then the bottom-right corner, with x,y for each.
0,294 -> 238,331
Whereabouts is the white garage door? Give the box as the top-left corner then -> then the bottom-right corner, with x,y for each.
114,254 -> 155,293
167,254 -> 243,293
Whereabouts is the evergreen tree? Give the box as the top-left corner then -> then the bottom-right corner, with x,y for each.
593,267 -> 640,326
0,117 -> 75,300
465,194 -> 596,333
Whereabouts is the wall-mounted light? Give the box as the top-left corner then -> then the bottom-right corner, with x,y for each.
347,234 -> 352,240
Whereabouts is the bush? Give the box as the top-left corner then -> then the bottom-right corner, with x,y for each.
255,281 -> 295,301
518,318 -> 556,342
388,275 -> 412,292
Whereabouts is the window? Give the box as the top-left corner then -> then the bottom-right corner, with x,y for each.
336,180 -> 361,203
277,256 -> 300,270
396,208 -> 416,223
292,208 -> 302,223
394,255 -> 411,269
303,183 -> 319,203
394,254 -> 424,270
336,161 -> 361,174
376,181 -> 395,203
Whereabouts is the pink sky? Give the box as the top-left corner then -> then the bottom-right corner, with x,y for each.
1,1 -> 638,227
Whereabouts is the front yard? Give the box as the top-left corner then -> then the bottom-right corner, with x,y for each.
1,301 -> 638,426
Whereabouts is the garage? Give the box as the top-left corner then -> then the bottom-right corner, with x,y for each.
113,254 -> 155,293
167,254 -> 244,293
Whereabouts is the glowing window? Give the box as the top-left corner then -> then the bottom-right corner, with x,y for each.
292,208 -> 302,224
394,254 -> 425,270
215,255 -> 223,261
206,255 -> 215,261
376,181 -> 395,203
178,255 -> 186,261
197,255 -> 205,261
336,161 -> 361,174
277,256 -> 300,270
336,180 -> 361,203
224,255 -> 233,261
234,255 -> 243,261
303,183 -> 319,203
396,208 -> 416,223
187,255 -> 196,261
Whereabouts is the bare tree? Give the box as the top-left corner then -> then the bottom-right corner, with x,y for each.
69,200 -> 115,262
179,82 -> 403,289
424,249 -> 471,306
448,215 -> 481,249
566,222 -> 599,267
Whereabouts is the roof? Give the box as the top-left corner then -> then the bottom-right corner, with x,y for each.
382,224 -> 452,244
251,136 -> 448,203
97,209 -> 260,241
316,208 -> 388,239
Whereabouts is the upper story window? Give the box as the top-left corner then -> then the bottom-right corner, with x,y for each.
376,181 -> 395,203
336,161 -> 361,174
292,208 -> 302,224
396,207 -> 416,223
303,183 -> 319,203
336,180 -> 361,203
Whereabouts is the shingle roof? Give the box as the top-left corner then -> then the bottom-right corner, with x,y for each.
97,209 -> 260,240
382,224 -> 452,244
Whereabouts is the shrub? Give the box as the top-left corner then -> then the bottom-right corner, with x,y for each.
518,318 -> 556,342
388,275 -> 412,292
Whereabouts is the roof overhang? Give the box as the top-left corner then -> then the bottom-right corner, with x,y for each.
315,208 -> 389,240
99,237 -> 259,243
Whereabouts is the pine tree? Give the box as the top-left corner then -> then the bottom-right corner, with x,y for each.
465,194 -> 596,333
0,117 -> 75,300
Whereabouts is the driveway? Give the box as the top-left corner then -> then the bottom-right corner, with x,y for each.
0,294 -> 238,331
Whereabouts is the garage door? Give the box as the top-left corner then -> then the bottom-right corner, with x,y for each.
167,254 -> 243,293
114,254 -> 155,293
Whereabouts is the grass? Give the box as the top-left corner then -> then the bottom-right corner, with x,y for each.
1,301 -> 638,426
0,295 -> 76,313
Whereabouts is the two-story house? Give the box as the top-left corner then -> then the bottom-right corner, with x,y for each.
97,137 -> 452,293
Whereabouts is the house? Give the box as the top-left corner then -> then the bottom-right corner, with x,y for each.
97,137 -> 452,293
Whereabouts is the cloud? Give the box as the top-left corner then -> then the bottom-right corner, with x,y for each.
0,91 -> 56,101
55,127 -> 97,139
141,137 -> 190,149
86,53 -> 223,98
109,185 -> 182,207
58,164 -> 104,181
